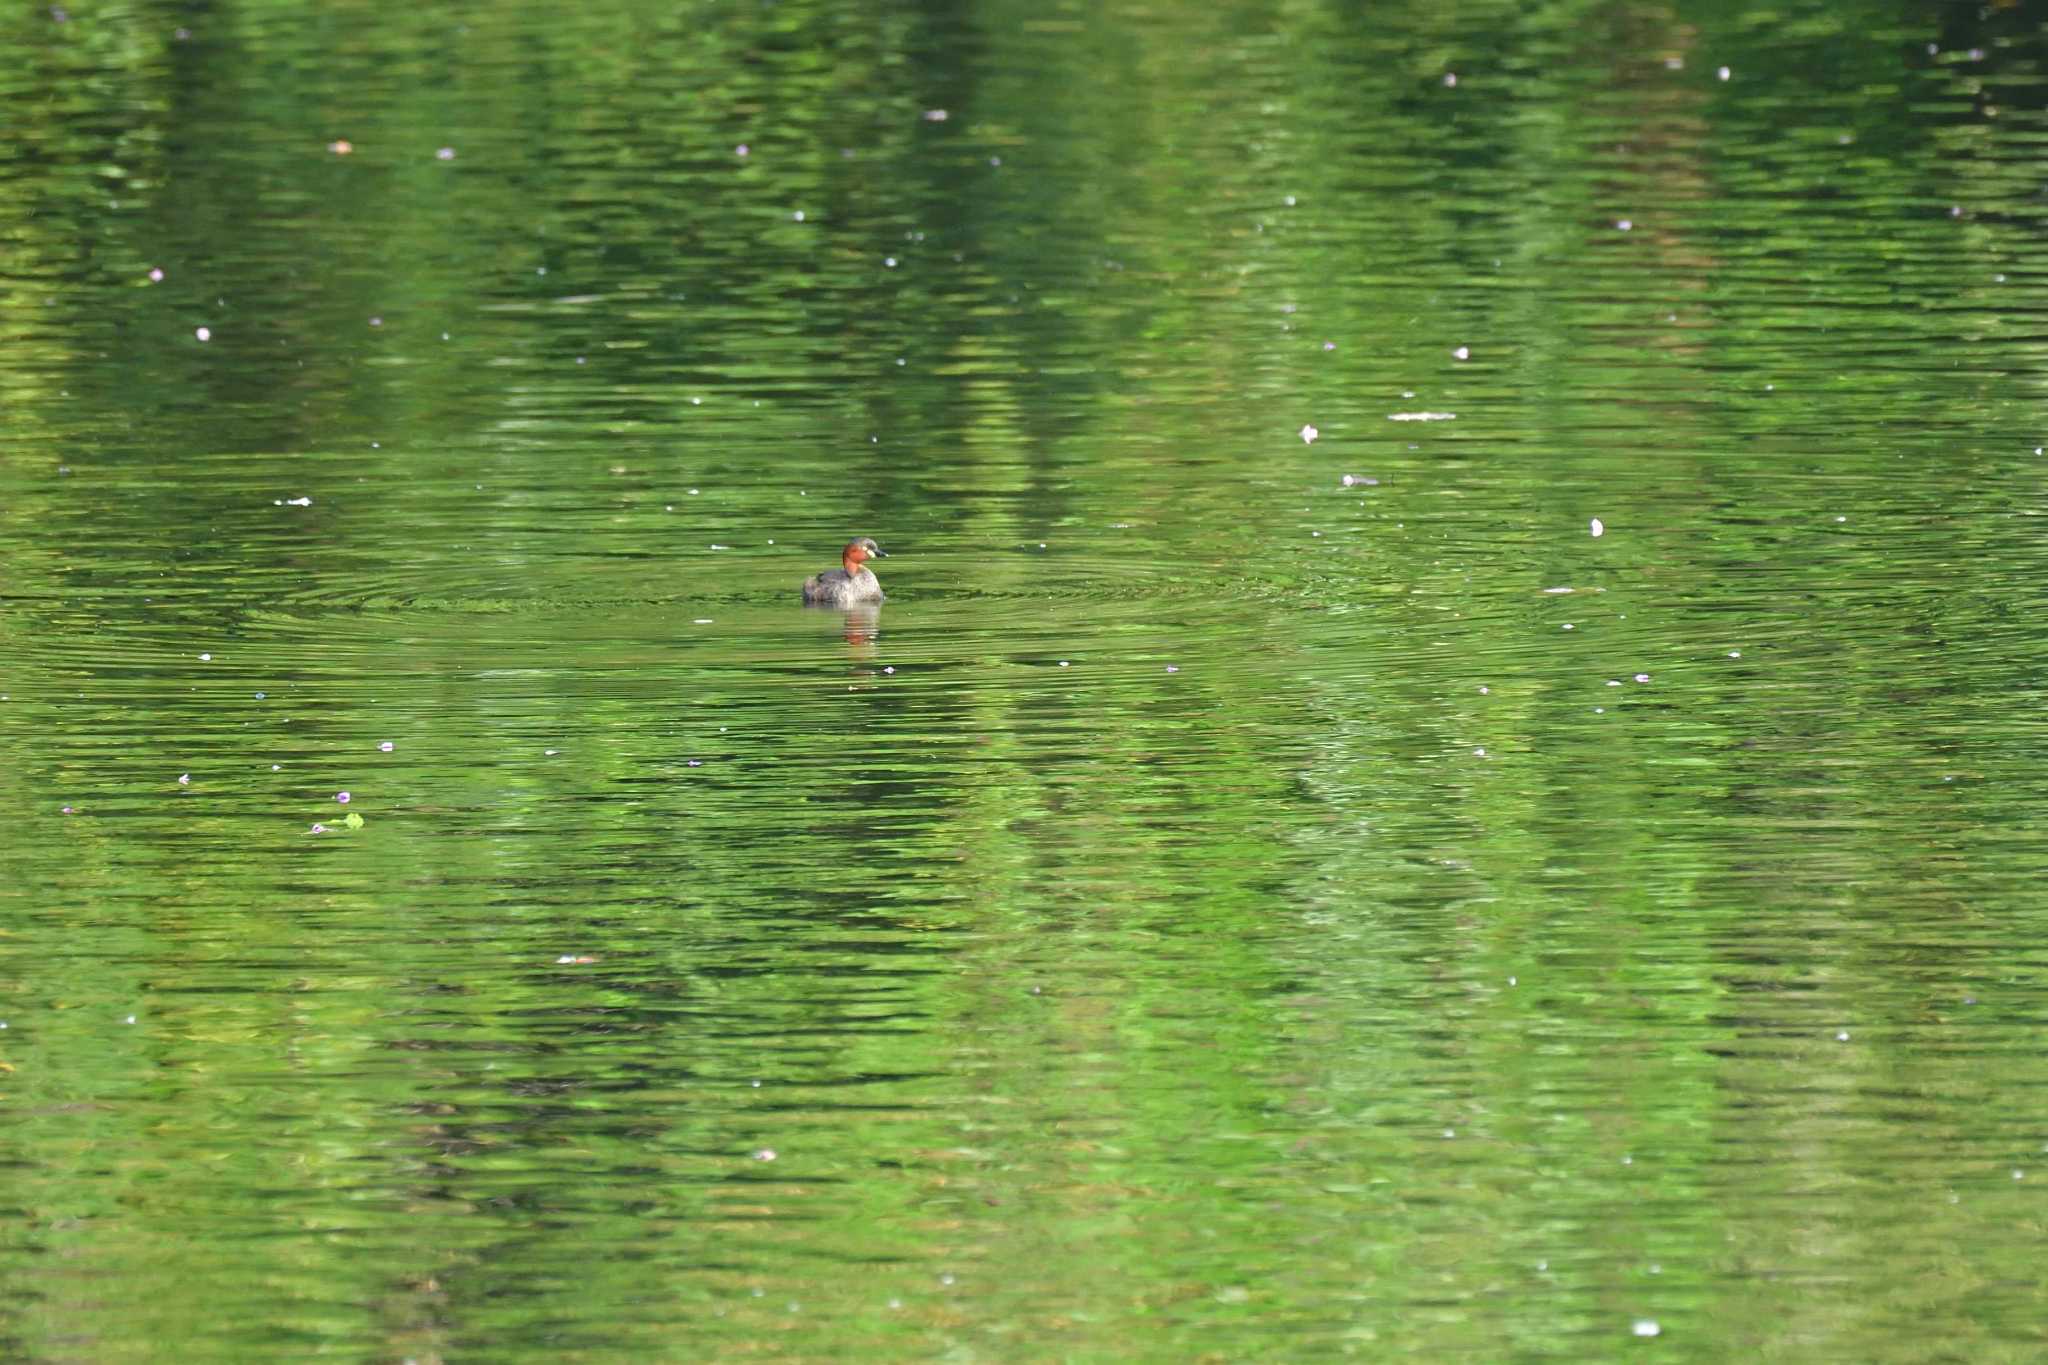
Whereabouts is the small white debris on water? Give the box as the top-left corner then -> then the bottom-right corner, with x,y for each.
178,774 -> 190,785
1634,673 -> 1650,683
1717,65 -> 1731,80
1591,517 -> 1605,537
437,146 -> 455,160
694,618 -> 714,625
195,326 -> 211,340
1616,219 -> 1633,231
1728,650 -> 1742,658
1165,665 -> 1179,673
1443,72 -> 1457,86
1452,346 -> 1469,360
1544,587 -> 1574,595
1836,1031 -> 1850,1041
199,652 -> 211,661
1389,411 -> 1455,422
1300,423 -> 1319,444
379,741 -> 394,752
1059,660 -> 1069,667
1562,623 -> 1575,630
1633,1320 -> 1661,1338
1341,473 -> 1378,487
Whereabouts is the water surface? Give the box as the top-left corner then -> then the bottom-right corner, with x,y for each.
5,1 -> 2048,1359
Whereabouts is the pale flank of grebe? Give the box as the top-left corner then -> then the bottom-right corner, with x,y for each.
801,537 -> 888,606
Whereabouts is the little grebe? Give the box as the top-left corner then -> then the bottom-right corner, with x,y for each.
801,537 -> 888,605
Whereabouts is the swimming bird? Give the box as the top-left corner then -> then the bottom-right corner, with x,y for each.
801,537 -> 888,606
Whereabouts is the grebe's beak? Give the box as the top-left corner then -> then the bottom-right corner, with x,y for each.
870,546 -> 888,557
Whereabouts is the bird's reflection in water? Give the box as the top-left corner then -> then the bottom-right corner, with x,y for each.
827,605 -> 876,654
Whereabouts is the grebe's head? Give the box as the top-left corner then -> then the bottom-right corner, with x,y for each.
843,537 -> 887,572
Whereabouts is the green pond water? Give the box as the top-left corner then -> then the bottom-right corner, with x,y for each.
5,0 -> 2048,1359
